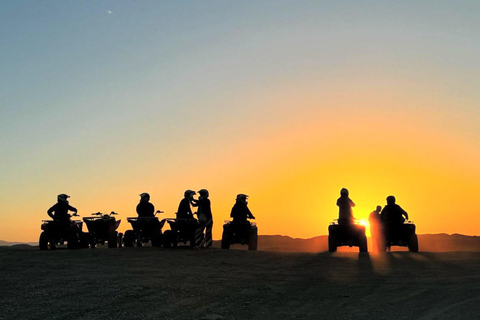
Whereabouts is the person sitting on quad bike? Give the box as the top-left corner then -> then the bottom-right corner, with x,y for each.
230,194 -> 255,241
191,188 -> 213,248
137,193 -> 155,217
336,188 -> 355,225
176,189 -> 198,240
380,196 -> 409,238
47,194 -> 78,223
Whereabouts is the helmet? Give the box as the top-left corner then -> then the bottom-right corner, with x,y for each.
140,193 -> 150,201
386,195 -> 396,205
376,205 -> 382,212
340,188 -> 349,196
236,194 -> 248,201
184,189 -> 196,198
57,194 -> 70,202
198,189 -> 209,197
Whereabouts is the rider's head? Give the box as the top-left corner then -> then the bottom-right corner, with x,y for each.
139,193 -> 150,202
198,189 -> 209,198
236,194 -> 248,204
340,188 -> 349,197
57,194 -> 70,203
386,196 -> 396,205
184,189 -> 196,200
376,205 -> 382,213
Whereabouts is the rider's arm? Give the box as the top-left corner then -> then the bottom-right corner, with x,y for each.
47,204 -> 56,219
67,205 -> 77,213
246,206 -> 255,219
349,198 -> 356,207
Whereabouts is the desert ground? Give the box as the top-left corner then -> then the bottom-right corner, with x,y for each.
1,244 -> 479,320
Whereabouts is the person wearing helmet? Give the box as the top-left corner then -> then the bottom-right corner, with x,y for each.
380,196 -> 408,226
231,194 -> 255,223
136,193 -> 155,218
192,189 -> 213,248
380,196 -> 409,249
336,188 -> 355,225
230,194 -> 255,242
177,190 -> 196,220
47,194 -> 78,222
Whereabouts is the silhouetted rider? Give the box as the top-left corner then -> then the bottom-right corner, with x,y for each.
136,193 -> 155,217
336,188 -> 355,225
47,194 -> 77,222
192,189 -> 213,248
231,194 -> 255,223
380,196 -> 408,226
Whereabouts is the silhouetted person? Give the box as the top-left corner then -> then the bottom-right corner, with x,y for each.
47,194 -> 77,223
380,196 -> 409,245
136,193 -> 155,217
369,205 -> 383,252
380,196 -> 408,226
231,194 -> 255,241
177,190 -> 196,220
192,189 -> 213,248
336,188 -> 355,225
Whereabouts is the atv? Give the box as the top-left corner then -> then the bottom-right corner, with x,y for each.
381,221 -> 419,252
39,213 -> 85,250
162,218 -> 198,248
124,211 -> 165,247
328,219 -> 368,252
83,211 -> 123,248
221,219 -> 258,251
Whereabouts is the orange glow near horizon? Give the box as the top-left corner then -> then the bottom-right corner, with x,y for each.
2,84 -> 480,242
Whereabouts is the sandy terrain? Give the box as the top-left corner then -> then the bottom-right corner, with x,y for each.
1,245 -> 479,320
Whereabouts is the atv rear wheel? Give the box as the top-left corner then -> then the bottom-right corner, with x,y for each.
151,231 -> 162,248
221,230 -> 230,249
67,233 -> 79,249
108,232 -> 118,248
328,235 -> 337,252
162,230 -> 173,248
359,234 -> 368,253
408,234 -> 419,252
39,232 -> 49,250
248,227 -> 258,251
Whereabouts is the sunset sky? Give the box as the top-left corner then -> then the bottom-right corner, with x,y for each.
1,1 -> 479,242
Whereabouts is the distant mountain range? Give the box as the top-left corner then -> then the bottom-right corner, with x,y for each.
2,234 -> 480,252
222,234 -> 480,252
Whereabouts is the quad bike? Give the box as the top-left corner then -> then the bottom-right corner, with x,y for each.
39,213 -> 85,250
83,211 -> 123,248
124,211 -> 165,247
221,219 -> 258,251
381,221 -> 418,252
328,219 -> 368,253
162,218 -> 198,248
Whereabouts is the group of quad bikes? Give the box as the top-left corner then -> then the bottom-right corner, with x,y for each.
39,211 -> 258,250
328,219 -> 419,253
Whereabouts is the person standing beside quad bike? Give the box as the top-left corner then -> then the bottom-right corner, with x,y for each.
191,188 -> 213,248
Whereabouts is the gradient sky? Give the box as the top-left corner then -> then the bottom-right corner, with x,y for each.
1,1 -> 479,242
